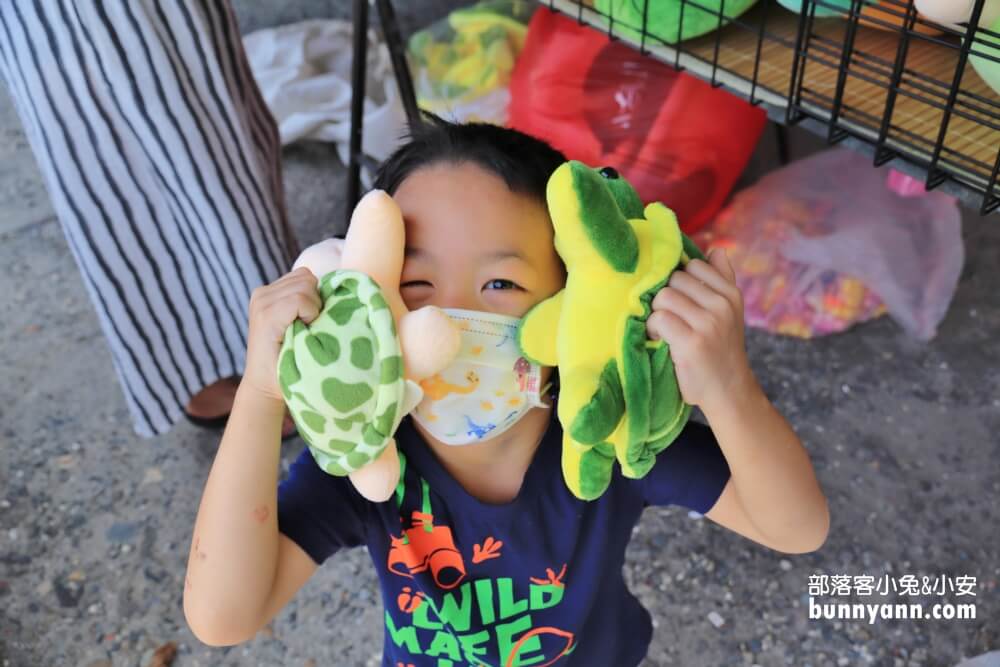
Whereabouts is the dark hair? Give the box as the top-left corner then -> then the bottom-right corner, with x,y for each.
376,115 -> 566,396
372,113 -> 567,204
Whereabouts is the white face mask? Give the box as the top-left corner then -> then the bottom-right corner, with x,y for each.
410,308 -> 549,446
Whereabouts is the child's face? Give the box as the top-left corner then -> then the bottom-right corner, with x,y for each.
394,161 -> 565,317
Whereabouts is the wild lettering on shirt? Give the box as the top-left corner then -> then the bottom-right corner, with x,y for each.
386,472 -> 574,666
385,572 -> 574,667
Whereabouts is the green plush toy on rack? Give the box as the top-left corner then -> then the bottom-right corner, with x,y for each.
595,0 -> 758,44
517,161 -> 705,501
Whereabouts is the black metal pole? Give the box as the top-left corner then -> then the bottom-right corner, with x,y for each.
346,0 -> 369,223
775,123 -> 790,166
375,0 -> 423,129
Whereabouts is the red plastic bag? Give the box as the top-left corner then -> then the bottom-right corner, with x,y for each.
508,8 -> 767,233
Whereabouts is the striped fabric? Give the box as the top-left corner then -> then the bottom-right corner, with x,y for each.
0,1 -> 298,437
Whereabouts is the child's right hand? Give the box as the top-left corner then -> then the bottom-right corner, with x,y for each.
242,267 -> 322,403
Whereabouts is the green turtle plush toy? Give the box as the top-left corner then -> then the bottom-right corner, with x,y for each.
278,190 -> 461,502
517,161 -> 705,501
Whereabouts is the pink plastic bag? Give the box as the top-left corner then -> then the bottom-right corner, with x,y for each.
695,149 -> 963,340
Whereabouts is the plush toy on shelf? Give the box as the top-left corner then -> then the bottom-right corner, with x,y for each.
517,161 -> 705,501
858,0 -> 942,33
594,0 -> 758,44
778,0 -> 942,34
278,190 -> 462,502
777,0 -> 851,18
917,0 -> 1000,94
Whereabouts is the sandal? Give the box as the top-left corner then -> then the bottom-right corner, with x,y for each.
184,375 -> 298,441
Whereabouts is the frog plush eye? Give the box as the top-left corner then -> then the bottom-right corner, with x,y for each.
599,166 -> 620,180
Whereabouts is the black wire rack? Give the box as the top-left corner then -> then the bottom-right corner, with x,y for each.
538,0 -> 1000,214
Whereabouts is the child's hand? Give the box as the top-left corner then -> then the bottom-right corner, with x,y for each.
646,248 -> 754,410
243,267 -> 322,403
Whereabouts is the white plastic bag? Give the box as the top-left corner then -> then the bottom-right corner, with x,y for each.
244,19 -> 407,176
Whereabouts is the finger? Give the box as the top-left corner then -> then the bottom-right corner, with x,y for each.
267,292 -> 321,341
646,308 -> 693,344
279,278 -> 323,311
259,272 -> 320,306
251,272 -> 313,308
666,270 -> 731,315
650,285 -> 712,332
293,290 -> 322,325
709,247 -> 736,283
270,266 -> 318,289
684,255 -> 738,299
286,266 -> 320,285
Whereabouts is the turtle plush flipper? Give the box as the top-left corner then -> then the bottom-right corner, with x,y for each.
401,379 -> 425,416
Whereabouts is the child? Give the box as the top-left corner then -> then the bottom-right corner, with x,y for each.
183,117 -> 829,666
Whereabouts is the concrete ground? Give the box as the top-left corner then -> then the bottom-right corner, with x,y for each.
1,2 -> 998,666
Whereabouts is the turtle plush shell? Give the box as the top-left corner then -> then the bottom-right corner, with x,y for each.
277,270 -> 405,476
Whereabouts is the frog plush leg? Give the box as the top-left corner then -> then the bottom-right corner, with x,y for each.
618,339 -> 690,478
619,224 -> 703,479
563,436 -> 616,501
618,315 -> 652,478
646,341 -> 689,444
568,360 -> 626,444
559,362 -> 627,499
518,289 -> 620,499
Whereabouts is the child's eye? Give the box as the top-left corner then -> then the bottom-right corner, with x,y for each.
483,279 -> 521,291
401,280 -> 433,289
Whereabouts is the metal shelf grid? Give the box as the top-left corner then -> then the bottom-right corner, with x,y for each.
538,0 -> 1000,214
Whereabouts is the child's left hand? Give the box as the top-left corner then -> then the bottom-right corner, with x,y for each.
646,248 -> 754,410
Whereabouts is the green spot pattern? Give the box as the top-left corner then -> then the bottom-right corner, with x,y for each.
276,270 -> 406,477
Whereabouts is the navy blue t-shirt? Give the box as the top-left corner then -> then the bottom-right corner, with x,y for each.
277,414 -> 731,667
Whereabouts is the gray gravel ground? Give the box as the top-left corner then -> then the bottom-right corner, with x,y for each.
1,2 -> 998,666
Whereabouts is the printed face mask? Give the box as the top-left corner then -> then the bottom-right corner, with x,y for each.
411,308 -> 548,446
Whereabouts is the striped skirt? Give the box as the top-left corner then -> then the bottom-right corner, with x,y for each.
0,1 -> 298,437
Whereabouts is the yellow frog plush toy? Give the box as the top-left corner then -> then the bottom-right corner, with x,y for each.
517,161 -> 704,500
